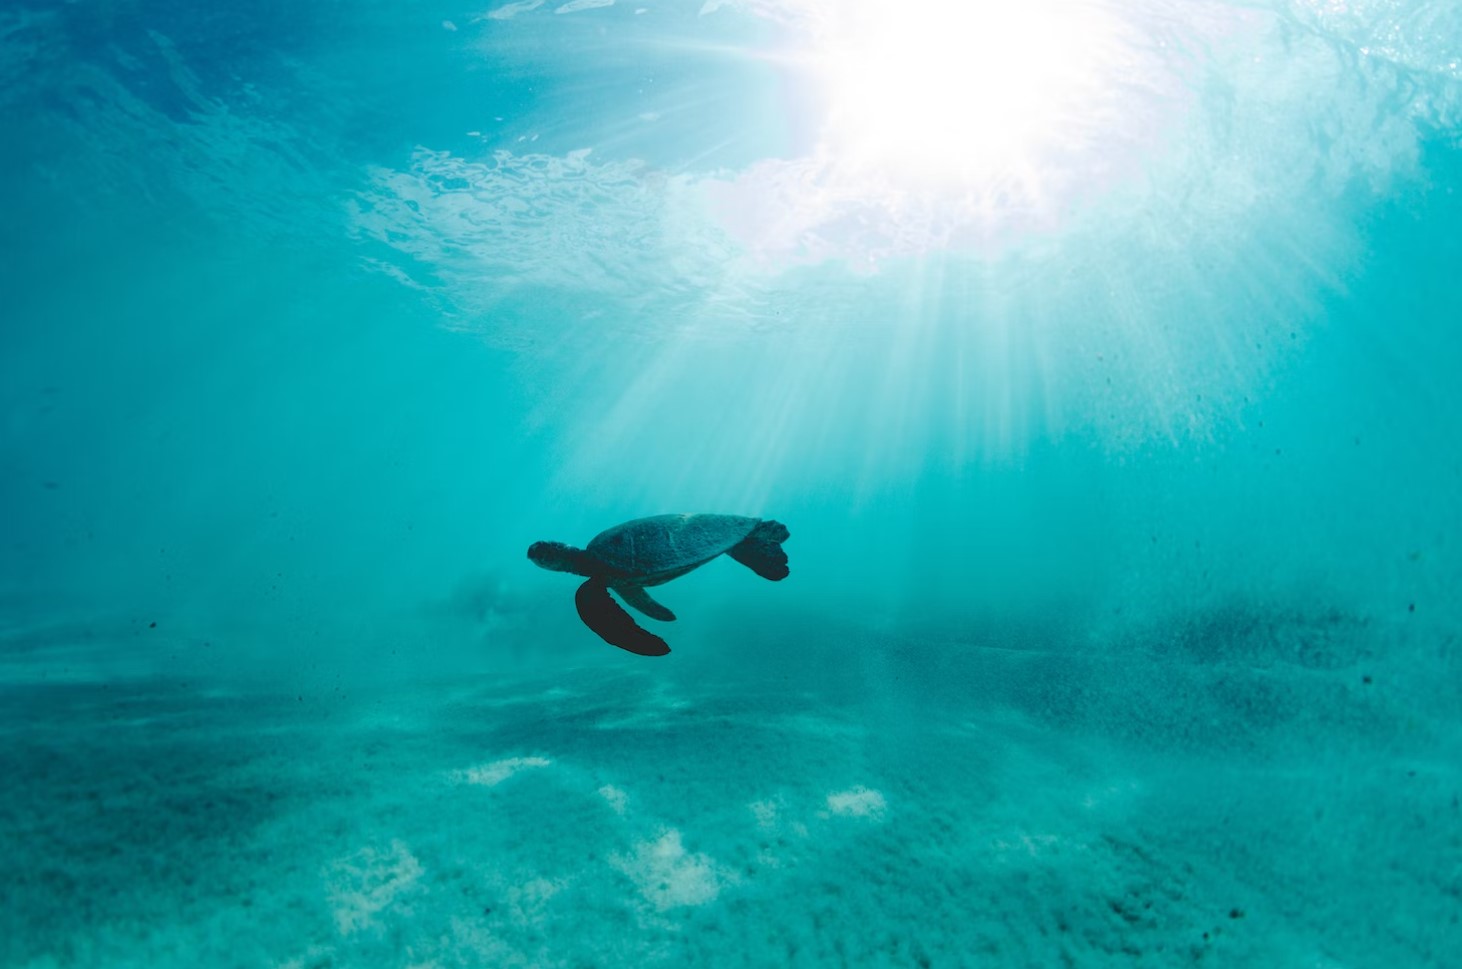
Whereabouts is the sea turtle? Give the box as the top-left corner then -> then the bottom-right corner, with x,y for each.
527,514 -> 791,656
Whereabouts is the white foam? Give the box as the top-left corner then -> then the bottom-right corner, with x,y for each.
484,0 -> 545,20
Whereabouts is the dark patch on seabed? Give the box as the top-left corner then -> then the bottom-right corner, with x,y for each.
2,601 -> 1458,968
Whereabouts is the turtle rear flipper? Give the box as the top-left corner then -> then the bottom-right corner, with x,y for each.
728,519 -> 790,581
616,584 -> 676,622
575,579 -> 670,656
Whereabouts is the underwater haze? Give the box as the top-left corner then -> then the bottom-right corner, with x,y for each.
2,0 -> 1461,965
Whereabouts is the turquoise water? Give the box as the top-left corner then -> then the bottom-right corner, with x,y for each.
3,0 -> 1461,965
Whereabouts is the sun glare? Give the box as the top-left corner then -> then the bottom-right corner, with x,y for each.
808,0 -> 1125,185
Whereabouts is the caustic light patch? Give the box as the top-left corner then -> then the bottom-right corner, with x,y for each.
825,786 -> 888,820
325,840 -> 424,936
455,756 -> 553,786
598,784 -> 629,815
611,829 -> 734,910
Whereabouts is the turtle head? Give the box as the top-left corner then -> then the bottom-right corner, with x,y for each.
527,541 -> 598,577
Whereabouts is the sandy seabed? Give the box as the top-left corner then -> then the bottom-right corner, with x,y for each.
2,605 -> 1458,968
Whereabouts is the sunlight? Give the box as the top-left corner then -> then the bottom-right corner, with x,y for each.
806,0 -> 1131,186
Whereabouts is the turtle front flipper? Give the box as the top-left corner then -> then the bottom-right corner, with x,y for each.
575,579 -> 670,656
615,584 -> 676,622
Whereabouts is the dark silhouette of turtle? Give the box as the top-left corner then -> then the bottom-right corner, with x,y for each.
527,514 -> 791,656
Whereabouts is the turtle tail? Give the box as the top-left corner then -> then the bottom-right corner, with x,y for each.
728,519 -> 790,581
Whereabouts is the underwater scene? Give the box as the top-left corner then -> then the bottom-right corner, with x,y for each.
2,0 -> 1460,965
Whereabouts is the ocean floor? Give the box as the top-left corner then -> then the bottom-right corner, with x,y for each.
2,604 -> 1458,968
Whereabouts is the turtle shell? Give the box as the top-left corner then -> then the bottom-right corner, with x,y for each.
586,514 -> 759,581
